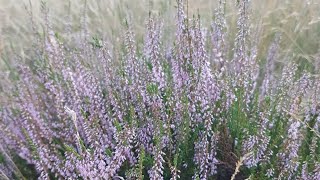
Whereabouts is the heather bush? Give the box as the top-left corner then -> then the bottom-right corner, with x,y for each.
0,0 -> 319,179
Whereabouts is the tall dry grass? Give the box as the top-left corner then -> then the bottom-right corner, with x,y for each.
1,0 -> 319,63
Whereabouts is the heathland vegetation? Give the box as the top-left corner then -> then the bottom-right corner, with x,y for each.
0,0 -> 319,179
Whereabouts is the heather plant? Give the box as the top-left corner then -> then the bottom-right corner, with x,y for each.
0,0 -> 320,180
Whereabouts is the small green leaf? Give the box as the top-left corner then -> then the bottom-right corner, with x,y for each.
105,148 -> 113,157
90,35 -> 103,48
146,83 -> 159,95
0,153 -> 5,164
146,61 -> 153,71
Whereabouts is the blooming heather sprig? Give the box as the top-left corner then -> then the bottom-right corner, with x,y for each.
144,16 -> 166,90
277,95 -> 305,179
275,62 -> 298,114
147,96 -> 167,179
106,125 -> 135,178
149,145 -> 165,180
233,0 -> 250,75
169,154 -> 181,180
124,19 -> 140,86
278,74 -> 312,178
194,132 -> 210,180
260,34 -> 281,100
211,0 -> 227,72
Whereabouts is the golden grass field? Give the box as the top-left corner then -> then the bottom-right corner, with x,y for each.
0,0 -> 320,69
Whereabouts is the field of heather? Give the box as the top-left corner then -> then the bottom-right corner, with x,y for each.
0,0 -> 320,179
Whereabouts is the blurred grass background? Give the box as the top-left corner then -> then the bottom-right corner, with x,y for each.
0,0 -> 320,71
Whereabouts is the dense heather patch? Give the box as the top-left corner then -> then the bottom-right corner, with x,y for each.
0,1 -> 319,179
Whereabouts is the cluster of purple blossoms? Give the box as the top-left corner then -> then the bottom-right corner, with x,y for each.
0,0 -> 319,179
